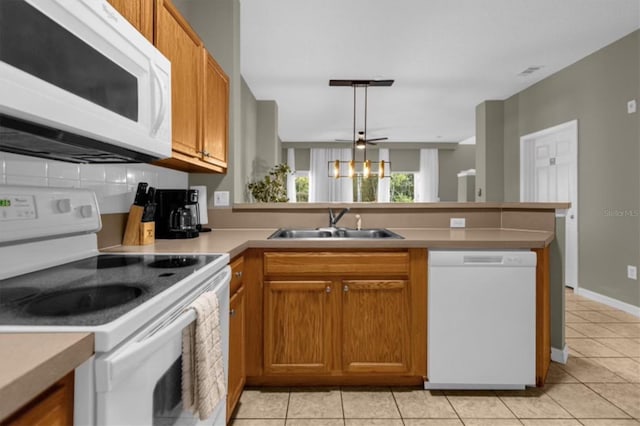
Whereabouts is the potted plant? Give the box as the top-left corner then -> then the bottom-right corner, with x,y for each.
247,163 -> 292,202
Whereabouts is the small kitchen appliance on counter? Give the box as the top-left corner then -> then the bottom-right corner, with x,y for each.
0,185 -> 230,425
154,189 -> 200,239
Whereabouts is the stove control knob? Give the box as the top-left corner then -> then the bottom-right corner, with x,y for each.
56,198 -> 72,214
79,205 -> 93,218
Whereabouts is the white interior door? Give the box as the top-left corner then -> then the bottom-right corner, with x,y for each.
521,120 -> 578,289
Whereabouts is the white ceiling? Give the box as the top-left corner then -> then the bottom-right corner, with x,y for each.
240,0 -> 640,144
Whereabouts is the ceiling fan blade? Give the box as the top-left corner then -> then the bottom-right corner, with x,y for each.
367,141 -> 377,146
335,139 -> 353,142
366,137 -> 388,142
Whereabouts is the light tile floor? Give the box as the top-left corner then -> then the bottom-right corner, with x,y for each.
231,289 -> 640,425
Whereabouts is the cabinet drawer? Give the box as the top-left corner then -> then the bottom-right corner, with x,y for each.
264,252 -> 410,277
230,256 -> 244,295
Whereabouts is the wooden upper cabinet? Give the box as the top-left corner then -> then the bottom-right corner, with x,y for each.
155,0 -> 202,158
107,0 -> 154,42
112,0 -> 229,173
202,51 -> 229,170
341,280 -> 411,374
263,281 -> 334,375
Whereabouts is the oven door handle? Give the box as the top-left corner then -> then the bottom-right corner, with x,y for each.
96,308 -> 197,391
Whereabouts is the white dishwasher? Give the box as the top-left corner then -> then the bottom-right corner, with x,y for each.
426,250 -> 537,390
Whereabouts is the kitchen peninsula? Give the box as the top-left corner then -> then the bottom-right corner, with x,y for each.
1,202 -> 568,423
100,202 -> 568,399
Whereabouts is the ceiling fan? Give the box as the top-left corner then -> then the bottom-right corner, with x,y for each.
336,131 -> 388,149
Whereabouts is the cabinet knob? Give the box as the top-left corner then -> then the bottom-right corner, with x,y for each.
200,150 -> 210,157
343,285 -> 349,292
230,309 -> 236,317
325,286 -> 331,293
234,271 -> 243,279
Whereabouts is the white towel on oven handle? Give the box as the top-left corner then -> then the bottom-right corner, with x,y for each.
182,291 -> 226,420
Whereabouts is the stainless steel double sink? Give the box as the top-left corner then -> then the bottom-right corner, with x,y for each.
268,228 -> 403,239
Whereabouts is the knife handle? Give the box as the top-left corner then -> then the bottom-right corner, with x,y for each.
123,205 -> 145,245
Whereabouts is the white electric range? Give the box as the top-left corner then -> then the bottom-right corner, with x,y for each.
0,185 -> 230,426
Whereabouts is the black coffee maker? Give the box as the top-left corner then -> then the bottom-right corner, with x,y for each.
154,189 -> 200,239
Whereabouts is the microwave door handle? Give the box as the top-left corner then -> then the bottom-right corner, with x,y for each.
150,62 -> 167,137
95,309 -> 196,391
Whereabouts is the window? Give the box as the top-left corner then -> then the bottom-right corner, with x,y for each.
353,175 -> 378,202
390,172 -> 415,202
295,171 -> 309,202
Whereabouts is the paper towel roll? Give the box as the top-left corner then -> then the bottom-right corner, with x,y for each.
190,185 -> 209,225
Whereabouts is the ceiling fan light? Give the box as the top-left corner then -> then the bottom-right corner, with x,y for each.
356,140 -> 366,150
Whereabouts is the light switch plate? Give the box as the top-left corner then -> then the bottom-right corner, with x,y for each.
628,265 -> 637,280
628,99 -> 637,114
213,191 -> 229,207
450,218 -> 466,228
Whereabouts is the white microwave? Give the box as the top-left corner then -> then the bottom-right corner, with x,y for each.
0,0 -> 171,163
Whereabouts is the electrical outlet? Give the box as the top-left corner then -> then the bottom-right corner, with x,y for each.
628,99 -> 637,114
628,265 -> 637,280
450,218 -> 466,228
213,191 -> 229,207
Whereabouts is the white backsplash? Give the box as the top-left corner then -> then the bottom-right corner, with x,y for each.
0,152 -> 188,214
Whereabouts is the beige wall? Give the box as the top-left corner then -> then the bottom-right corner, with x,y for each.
439,145 -> 476,202
503,30 -> 640,307
256,100 -> 281,173
475,101 -> 504,202
241,78 -> 258,200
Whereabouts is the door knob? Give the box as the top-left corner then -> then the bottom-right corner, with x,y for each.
325,286 -> 331,293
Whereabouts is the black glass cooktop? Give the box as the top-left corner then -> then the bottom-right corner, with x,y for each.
0,254 -> 221,326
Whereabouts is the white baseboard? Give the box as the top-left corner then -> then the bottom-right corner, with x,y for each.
575,287 -> 640,317
551,344 -> 569,364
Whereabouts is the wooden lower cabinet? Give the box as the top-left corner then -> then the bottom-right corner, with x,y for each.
227,286 -> 245,421
263,281 -> 333,375
2,372 -> 74,426
254,249 -> 427,385
227,256 -> 246,421
342,280 -> 410,374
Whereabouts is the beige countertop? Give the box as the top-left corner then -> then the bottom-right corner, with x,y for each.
1,226 -> 552,415
0,333 -> 94,420
103,227 -> 554,258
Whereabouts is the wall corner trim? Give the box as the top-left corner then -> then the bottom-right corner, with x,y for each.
551,344 -> 569,364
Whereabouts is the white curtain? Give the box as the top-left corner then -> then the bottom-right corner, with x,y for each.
309,148 -> 353,202
286,148 -> 297,202
377,148 -> 391,202
415,149 -> 439,202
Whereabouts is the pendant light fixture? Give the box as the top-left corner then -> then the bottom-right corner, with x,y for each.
328,79 -> 393,179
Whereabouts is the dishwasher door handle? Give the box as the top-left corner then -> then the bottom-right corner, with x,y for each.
462,255 -> 504,264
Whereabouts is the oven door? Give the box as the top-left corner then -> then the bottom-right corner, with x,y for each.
94,268 -> 230,426
0,0 -> 171,161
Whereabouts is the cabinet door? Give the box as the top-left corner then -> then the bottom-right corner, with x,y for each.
227,286 -> 246,421
3,372 -> 74,426
202,51 -> 229,171
264,281 -> 334,375
107,0 -> 153,42
155,0 -> 202,158
342,280 -> 411,374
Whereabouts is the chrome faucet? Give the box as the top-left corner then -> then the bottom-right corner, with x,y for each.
328,207 -> 350,228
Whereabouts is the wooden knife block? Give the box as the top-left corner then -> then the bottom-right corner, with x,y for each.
123,205 -> 155,245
